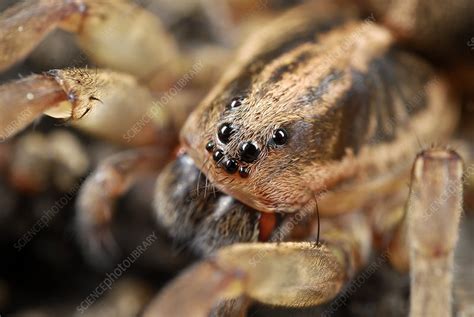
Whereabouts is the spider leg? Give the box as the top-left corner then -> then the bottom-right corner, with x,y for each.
387,149 -> 464,317
363,0 -> 474,52
6,130 -> 89,193
76,148 -> 170,267
144,211 -> 373,317
71,0 -> 182,80
0,0 -> 182,79
408,149 -> 463,317
0,68 -> 191,146
0,0 -> 83,72
0,74 -> 66,142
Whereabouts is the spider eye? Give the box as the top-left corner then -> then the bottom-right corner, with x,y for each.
217,123 -> 234,144
228,97 -> 243,109
239,141 -> 260,163
205,141 -> 214,152
239,166 -> 250,178
223,159 -> 239,174
213,149 -> 224,162
272,128 -> 288,145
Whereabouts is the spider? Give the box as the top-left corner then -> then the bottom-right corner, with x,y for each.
0,0 -> 473,316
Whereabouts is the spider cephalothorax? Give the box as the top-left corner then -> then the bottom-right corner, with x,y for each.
0,0 -> 472,316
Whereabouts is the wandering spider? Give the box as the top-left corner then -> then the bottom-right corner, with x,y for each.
0,0 -> 473,316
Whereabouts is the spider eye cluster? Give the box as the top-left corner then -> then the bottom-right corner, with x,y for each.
204,97 -> 290,177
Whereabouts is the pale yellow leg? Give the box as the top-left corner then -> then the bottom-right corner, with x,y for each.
144,210 -> 374,317
407,149 -> 463,317
0,68 -> 193,146
0,0 -> 83,71
0,0 -> 182,79
0,74 -> 66,142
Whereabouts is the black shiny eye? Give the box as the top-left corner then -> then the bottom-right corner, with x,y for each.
205,141 -> 214,152
239,166 -> 250,178
213,149 -> 224,162
228,97 -> 243,109
223,159 -> 238,174
272,128 -> 288,145
239,141 -> 260,163
217,123 -> 234,144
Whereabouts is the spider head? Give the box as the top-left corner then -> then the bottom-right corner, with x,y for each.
181,92 -> 323,214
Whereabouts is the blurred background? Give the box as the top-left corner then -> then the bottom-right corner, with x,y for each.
0,0 -> 473,316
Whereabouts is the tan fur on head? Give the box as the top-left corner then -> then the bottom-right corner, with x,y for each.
181,3 -> 457,215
